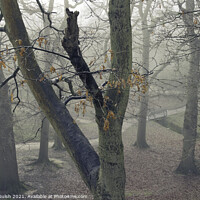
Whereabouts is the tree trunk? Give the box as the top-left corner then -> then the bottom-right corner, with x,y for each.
135,92 -> 149,148
0,0 -> 100,193
95,1 -> 132,199
176,0 -> 199,174
62,1 -> 132,198
37,115 -> 50,163
52,132 -> 65,150
135,18 -> 150,148
96,119 -> 126,200
36,0 -> 54,164
0,69 -> 20,194
175,41 -> 199,174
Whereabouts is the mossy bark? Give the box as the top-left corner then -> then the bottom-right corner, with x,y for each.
94,1 -> 132,199
0,69 -> 20,194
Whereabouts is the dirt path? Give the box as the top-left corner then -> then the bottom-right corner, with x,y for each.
16,121 -> 200,200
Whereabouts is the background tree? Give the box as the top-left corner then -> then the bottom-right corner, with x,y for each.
176,0 -> 200,174
0,57 -> 20,193
36,0 -> 54,164
132,0 -> 186,148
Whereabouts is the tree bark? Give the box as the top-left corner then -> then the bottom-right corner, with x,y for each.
135,18 -> 150,148
37,115 -> 50,163
63,1 -> 132,199
98,1 -> 132,199
135,93 -> 149,148
176,0 -> 199,174
0,69 -> 20,194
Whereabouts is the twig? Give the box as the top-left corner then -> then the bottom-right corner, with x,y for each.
23,116 -> 46,144
0,67 -> 20,88
64,95 -> 86,105
36,0 -> 64,33
13,76 -> 20,112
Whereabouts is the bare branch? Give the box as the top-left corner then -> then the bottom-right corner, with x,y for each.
0,67 -> 20,89
19,0 -> 40,15
13,75 -> 20,112
36,0 -> 64,33
23,116 -> 46,144
62,8 -> 104,109
64,95 -> 86,105
0,27 -> 5,32
0,46 -> 70,60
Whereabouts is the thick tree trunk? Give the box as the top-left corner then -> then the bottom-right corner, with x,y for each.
96,119 -> 126,200
96,1 -> 132,199
176,0 -> 199,174
0,69 -> 20,194
0,0 -> 100,193
135,19 -> 150,148
37,115 -> 50,163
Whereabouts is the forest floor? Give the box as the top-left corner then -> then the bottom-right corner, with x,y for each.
16,120 -> 200,200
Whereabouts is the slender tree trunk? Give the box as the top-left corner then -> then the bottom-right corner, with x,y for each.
36,0 -> 54,164
0,69 -> 20,194
135,19 -> 150,148
176,0 -> 199,174
135,92 -> 149,148
37,115 -> 50,163
52,132 -> 65,150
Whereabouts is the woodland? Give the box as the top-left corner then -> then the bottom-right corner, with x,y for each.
0,0 -> 200,200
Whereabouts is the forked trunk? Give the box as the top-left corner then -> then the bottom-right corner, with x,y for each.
93,1 -> 132,199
